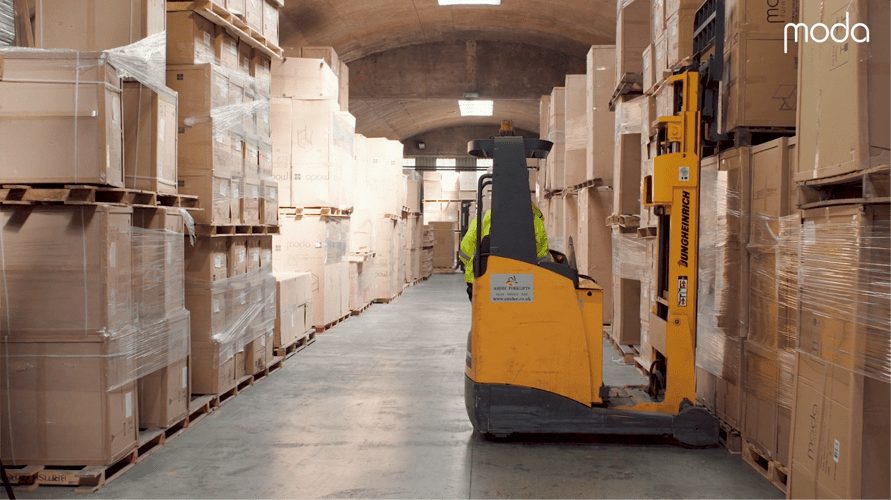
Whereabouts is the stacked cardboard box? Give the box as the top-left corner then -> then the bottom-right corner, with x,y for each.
431,221 -> 457,272
786,204 -> 890,499
0,16 -> 197,465
421,225 -> 435,279
794,0 -> 889,182
0,205 -> 193,464
563,75 -> 587,188
272,272 -> 313,349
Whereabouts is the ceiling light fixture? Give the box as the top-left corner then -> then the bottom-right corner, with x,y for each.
459,100 -> 494,116
438,0 -> 500,5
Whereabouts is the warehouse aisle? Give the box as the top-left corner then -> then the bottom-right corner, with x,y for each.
21,274 -> 782,499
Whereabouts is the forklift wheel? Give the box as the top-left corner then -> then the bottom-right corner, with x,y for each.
648,360 -> 666,400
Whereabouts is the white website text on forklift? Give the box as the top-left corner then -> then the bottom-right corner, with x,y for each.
784,13 -> 870,53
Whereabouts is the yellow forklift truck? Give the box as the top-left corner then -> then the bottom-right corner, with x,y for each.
463,70 -> 719,446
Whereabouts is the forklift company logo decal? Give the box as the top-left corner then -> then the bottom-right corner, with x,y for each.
490,274 -> 534,303
678,191 -> 691,268
784,14 -> 869,54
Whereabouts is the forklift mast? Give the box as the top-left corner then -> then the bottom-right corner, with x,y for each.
642,70 -> 701,411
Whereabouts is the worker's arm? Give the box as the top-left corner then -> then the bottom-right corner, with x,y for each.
459,217 -> 477,267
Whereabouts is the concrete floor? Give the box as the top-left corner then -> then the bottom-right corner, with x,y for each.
20,274 -> 782,499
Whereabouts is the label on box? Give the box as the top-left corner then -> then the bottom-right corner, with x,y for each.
803,220 -> 816,245
238,248 -> 246,263
182,366 -> 188,389
215,255 -> 223,268
109,242 -> 116,267
203,32 -> 212,46
291,312 -> 295,328
220,181 -> 228,197
264,250 -> 271,262
833,439 -> 840,462
252,186 -> 259,198
270,188 -> 277,201
490,274 -> 534,303
252,249 -> 260,261
229,42 -> 237,56
125,391 -> 133,418
167,242 -> 174,265
239,292 -> 246,305
110,289 -> 115,316
261,335 -> 266,347
213,299 -> 220,313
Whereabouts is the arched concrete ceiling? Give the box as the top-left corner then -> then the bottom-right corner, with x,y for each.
280,1 -> 616,152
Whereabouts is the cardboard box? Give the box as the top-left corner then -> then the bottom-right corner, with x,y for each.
651,0 -> 665,42
1,338 -> 138,466
642,45 -> 655,93
665,9 -> 695,69
373,218 -> 401,299
585,46 -> 616,185
652,35 -> 668,85
251,50 -> 273,81
167,11 -> 216,65
271,58 -> 339,100
260,179 -> 279,225
262,0 -> 280,46
722,34 -> 798,133
214,26 -> 240,71
237,40 -> 253,76
227,0 -> 247,16
613,130 -> 642,216
563,75 -> 587,188
191,341 -> 236,395
725,0 -> 799,44
664,0 -> 700,18
339,60 -> 349,112
431,221 -> 457,269
186,283 -> 230,344
34,0 -> 165,52
139,356 -> 190,430
695,358 -> 743,429
244,335 -> 266,376
178,174 -> 232,225
123,82 -> 178,194
245,0 -> 264,33
273,215 -> 349,326
227,236 -> 248,277
0,53 -> 123,186
749,137 -> 795,246
789,351 -> 890,499
301,47 -> 340,73
797,204 -> 891,372
0,206 -> 133,338
615,0 -> 650,88
184,235 -> 229,282
795,0 -> 890,181
133,207 -> 186,322
547,87 -> 566,191
576,187 -> 613,323
241,178 -> 261,225
741,341 -> 793,467
612,278 -> 641,345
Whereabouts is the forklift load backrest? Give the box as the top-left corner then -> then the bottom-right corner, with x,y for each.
467,136 -> 579,287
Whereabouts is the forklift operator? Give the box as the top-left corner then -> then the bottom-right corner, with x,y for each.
458,202 -> 550,301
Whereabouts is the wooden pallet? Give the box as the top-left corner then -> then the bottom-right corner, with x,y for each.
350,302 -> 372,316
797,164 -> 890,210
302,206 -> 353,217
314,313 -> 350,333
603,330 -> 640,364
432,268 -> 457,274
607,213 -> 641,229
0,184 -> 199,209
637,226 -> 657,238
719,421 -> 742,454
373,291 -> 401,304
609,72 -> 645,111
167,1 -> 283,59
741,438 -> 787,494
193,223 -> 280,236
274,330 -> 315,359
730,126 -> 797,149
631,355 -> 652,378
4,395 -> 215,494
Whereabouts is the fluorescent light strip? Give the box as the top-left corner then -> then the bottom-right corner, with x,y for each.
477,158 -> 493,168
436,158 -> 457,167
402,158 -> 416,167
459,100 -> 494,116
438,0 -> 500,5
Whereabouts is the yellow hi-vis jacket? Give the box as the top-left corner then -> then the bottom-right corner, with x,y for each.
458,204 -> 550,283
